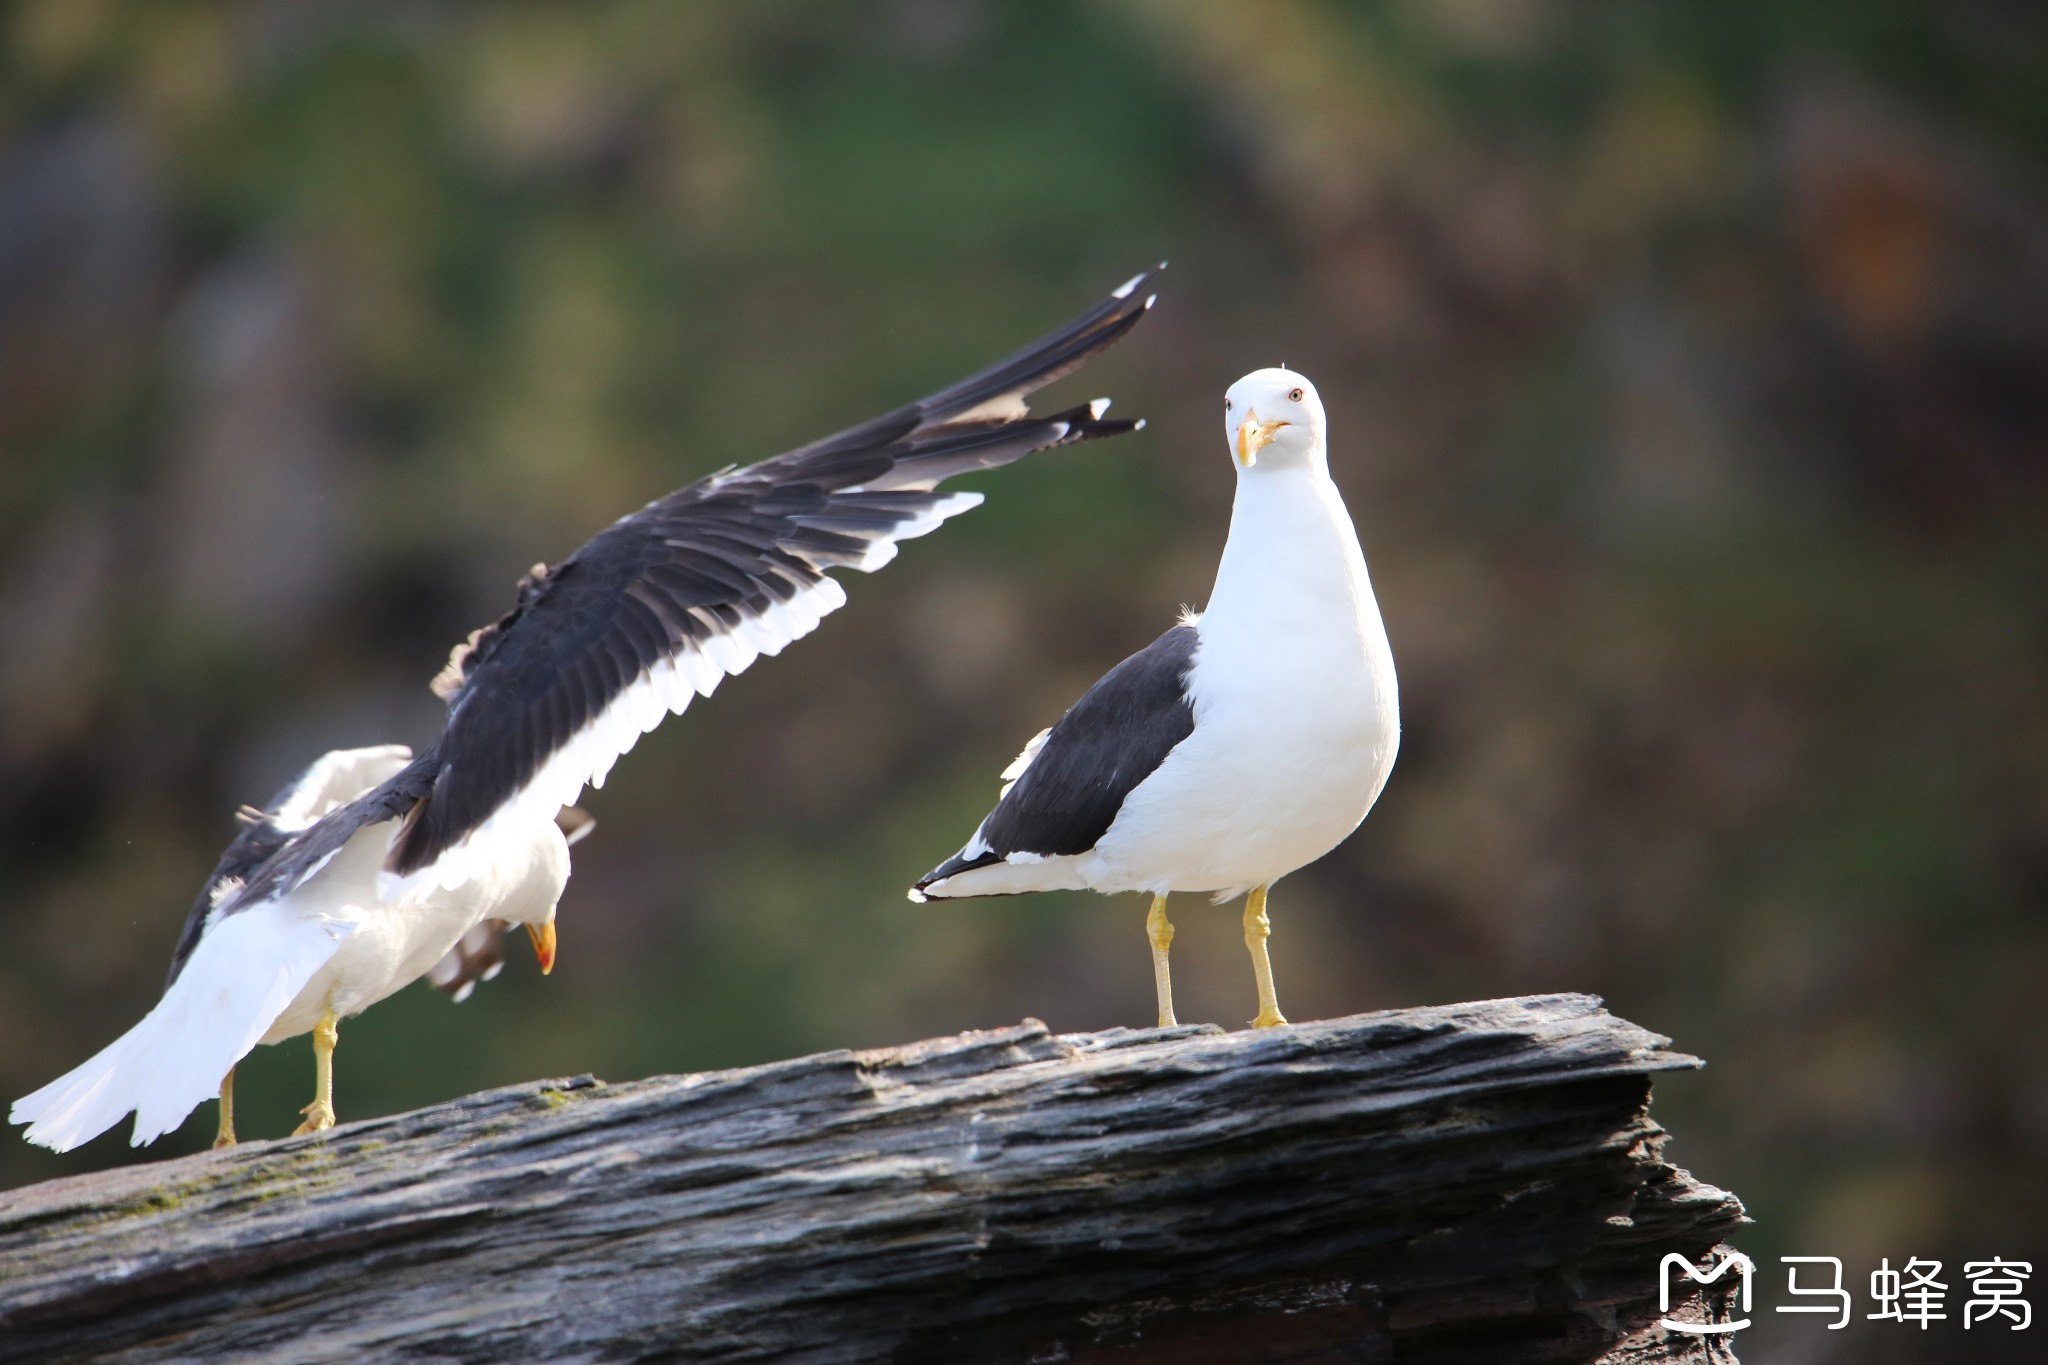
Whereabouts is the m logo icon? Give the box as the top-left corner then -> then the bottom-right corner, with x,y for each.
1659,1250 -> 1754,1334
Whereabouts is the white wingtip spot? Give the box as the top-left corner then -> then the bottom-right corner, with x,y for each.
1143,294 -> 1157,310
1133,418 -> 1147,432
1088,397 -> 1110,419
1111,271 -> 1144,299
906,887 -> 927,904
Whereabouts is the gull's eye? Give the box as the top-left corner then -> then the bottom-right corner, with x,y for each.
1224,398 -> 1233,412
1287,387 -> 1304,403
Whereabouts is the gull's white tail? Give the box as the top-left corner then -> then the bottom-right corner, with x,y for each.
10,908 -> 351,1152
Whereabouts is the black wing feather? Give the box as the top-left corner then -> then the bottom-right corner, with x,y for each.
914,623 -> 1200,891
388,266 -> 1162,876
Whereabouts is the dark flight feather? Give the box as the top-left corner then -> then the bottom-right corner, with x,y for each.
914,623 -> 1199,891
385,269 -> 1160,877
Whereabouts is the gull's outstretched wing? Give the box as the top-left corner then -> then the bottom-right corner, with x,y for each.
384,266 -> 1162,887
911,623 -> 1199,898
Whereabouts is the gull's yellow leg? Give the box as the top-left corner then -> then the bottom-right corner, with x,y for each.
1243,885 -> 1288,1028
291,1010 -> 339,1136
213,1067 -> 237,1149
1146,893 -> 1177,1027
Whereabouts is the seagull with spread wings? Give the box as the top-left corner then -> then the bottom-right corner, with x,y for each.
12,267 -> 1160,1152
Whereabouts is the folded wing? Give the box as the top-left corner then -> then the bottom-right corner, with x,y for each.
912,622 -> 1199,898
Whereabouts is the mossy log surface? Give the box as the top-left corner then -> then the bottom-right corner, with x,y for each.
0,993 -> 1747,1363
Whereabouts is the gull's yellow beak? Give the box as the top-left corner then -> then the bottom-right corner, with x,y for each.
1235,412 -> 1289,468
526,921 -> 557,975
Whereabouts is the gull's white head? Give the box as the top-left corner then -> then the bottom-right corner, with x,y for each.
1222,368 -> 1325,472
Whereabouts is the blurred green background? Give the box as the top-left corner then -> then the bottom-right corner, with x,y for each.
1,3 -> 2043,1359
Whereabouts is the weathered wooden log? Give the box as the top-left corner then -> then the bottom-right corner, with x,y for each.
0,994 -> 1746,1363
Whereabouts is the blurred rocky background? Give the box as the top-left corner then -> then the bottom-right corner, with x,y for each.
1,4 -> 2042,1360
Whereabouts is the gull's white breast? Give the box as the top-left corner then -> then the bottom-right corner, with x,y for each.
1083,464 -> 1398,896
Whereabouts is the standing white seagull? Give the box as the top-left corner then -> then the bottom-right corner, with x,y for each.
12,268 -> 1161,1152
911,368 -> 1397,1030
